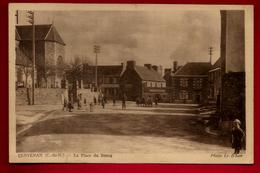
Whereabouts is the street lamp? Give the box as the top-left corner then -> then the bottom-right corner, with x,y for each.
94,45 -> 100,91
27,11 -> 35,105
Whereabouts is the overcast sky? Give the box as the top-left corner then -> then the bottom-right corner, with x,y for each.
17,10 -> 221,68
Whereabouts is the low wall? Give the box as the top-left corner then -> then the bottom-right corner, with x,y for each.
16,88 -> 67,105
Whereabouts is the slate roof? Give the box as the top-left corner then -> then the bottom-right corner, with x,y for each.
97,65 -> 123,76
16,24 -> 65,45
174,62 -> 212,76
211,58 -> 221,70
134,65 -> 165,82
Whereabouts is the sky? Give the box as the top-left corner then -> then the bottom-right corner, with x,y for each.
17,10 -> 221,68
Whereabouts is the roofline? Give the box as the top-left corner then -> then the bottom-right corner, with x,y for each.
134,66 -> 166,82
209,67 -> 221,73
44,40 -> 66,46
173,63 -> 185,75
15,29 -> 21,40
172,75 -> 208,77
44,24 -> 53,41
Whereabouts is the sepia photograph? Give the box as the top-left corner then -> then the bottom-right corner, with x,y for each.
8,4 -> 254,163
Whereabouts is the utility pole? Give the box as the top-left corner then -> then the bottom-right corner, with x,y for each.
15,10 -> 19,24
208,46 -> 213,64
27,11 -> 35,105
94,45 -> 100,91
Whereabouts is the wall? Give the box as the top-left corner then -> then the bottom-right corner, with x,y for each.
172,77 -> 208,104
221,72 -> 245,126
18,40 -> 45,87
221,10 -> 245,73
120,69 -> 142,100
220,10 -> 246,125
16,88 -> 67,105
45,41 -> 65,88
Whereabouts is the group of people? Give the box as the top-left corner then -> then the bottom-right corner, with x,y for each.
136,96 -> 159,107
93,93 -> 107,109
63,93 -> 84,112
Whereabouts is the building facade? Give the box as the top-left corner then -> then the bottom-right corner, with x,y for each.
120,61 -> 167,101
82,64 -> 124,99
219,10 -> 245,123
208,58 -> 221,102
171,62 -> 211,104
15,24 -> 66,88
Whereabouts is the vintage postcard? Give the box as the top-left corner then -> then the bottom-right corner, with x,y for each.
9,3 -> 254,163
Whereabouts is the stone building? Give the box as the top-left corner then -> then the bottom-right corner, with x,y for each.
15,37 -> 33,88
120,61 -> 167,101
82,64 -> 124,99
208,58 -> 221,104
171,62 -> 211,104
15,24 -> 66,88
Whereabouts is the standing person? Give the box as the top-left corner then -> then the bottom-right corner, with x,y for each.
63,97 -> 68,111
231,119 -> 245,154
68,100 -> 73,112
101,98 -> 105,109
122,93 -> 126,110
77,94 -> 81,110
113,95 -> 116,106
141,97 -> 145,107
154,96 -> 158,106
136,97 -> 140,107
93,96 -> 97,105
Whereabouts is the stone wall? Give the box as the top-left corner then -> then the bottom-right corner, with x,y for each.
16,88 -> 67,105
221,72 -> 245,127
45,41 -> 65,88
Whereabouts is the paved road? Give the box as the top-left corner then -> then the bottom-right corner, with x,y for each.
16,103 -> 233,154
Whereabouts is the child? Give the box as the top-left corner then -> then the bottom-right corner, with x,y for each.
231,119 -> 245,154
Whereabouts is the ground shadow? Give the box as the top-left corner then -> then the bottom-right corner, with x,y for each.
17,112 -> 231,148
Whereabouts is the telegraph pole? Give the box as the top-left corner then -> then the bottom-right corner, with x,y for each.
94,45 -> 100,91
208,46 -> 213,64
27,11 -> 35,105
15,10 -> 19,24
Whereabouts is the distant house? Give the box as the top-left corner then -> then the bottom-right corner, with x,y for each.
208,58 -> 221,104
163,61 -> 182,102
82,64 -> 124,99
15,24 -> 66,88
120,61 -> 167,101
171,62 -> 212,104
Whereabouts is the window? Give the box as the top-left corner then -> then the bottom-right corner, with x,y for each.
152,82 -> 155,87
180,78 -> 188,87
109,77 -> 113,84
193,78 -> 203,89
162,82 -> 166,88
147,81 -> 151,87
179,90 -> 189,100
113,78 -> 118,84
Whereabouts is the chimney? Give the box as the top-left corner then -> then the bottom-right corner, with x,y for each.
144,64 -> 152,70
164,68 -> 171,75
152,65 -> 158,71
121,62 -> 126,74
173,61 -> 178,72
126,60 -> 136,69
